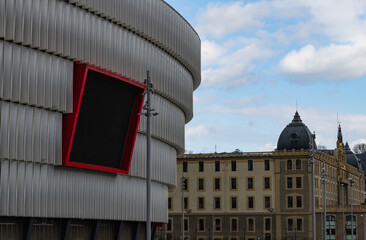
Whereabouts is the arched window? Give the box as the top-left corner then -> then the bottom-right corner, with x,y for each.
296,159 -> 301,170
287,160 -> 292,170
346,215 -> 356,239
326,215 -> 336,240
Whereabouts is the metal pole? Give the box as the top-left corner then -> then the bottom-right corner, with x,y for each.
310,133 -> 316,240
142,71 -> 158,240
212,202 -> 214,240
341,183 -> 345,240
349,178 -> 354,240
146,71 -> 151,240
182,173 -> 185,240
363,215 -> 365,240
322,160 -> 327,240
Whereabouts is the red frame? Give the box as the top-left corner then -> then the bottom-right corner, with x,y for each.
62,63 -> 145,174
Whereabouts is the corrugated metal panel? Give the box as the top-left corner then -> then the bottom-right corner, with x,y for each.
0,41 -> 73,113
1,0 -> 194,122
138,94 -> 185,153
31,224 -> 60,240
61,0 -> 201,90
0,101 -> 62,165
130,134 -> 177,187
0,159 -> 168,222
0,223 -> 21,240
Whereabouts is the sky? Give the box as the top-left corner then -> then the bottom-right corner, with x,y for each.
165,0 -> 366,153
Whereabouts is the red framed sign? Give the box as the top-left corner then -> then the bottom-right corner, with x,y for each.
62,63 -> 145,174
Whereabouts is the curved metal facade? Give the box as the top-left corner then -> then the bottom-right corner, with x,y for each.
0,0 -> 200,231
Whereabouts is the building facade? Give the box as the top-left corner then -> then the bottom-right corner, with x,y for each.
0,0 -> 200,239
165,112 -> 365,240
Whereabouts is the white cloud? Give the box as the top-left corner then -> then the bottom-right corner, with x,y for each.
350,139 -> 366,150
201,39 -> 226,67
185,125 -> 210,138
259,143 -> 277,151
279,44 -> 366,81
201,44 -> 273,87
196,1 -> 271,38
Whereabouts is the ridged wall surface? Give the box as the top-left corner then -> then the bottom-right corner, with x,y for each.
0,0 -> 200,224
0,159 -> 168,221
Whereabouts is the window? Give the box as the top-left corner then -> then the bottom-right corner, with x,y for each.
231,197 -> 237,209
287,160 -> 292,170
248,197 -> 254,209
248,160 -> 253,171
296,177 -> 302,188
183,162 -> 188,172
264,196 -> 271,208
184,218 -> 189,231
247,177 -> 254,190
296,196 -> 302,208
265,218 -> 271,231
297,218 -> 303,231
264,177 -> 270,189
215,161 -> 220,171
287,177 -> 293,188
184,197 -> 188,209
215,197 -> 221,209
199,161 -> 204,172
198,197 -> 204,209
231,161 -> 236,171
215,218 -> 221,231
183,178 -> 188,190
346,215 -> 356,238
198,218 -> 205,231
326,215 -> 336,240
231,218 -> 238,231
287,196 -> 293,208
214,178 -> 221,190
167,219 -> 172,231
288,218 -> 293,231
198,178 -> 204,190
231,177 -> 237,190
168,198 -> 172,209
248,218 -> 255,231
296,159 -> 301,170
265,160 -> 270,170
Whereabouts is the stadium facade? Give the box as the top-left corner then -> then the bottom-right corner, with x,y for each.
0,0 -> 201,239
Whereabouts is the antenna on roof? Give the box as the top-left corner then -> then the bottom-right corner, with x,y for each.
215,144 -> 217,153
296,99 -> 298,112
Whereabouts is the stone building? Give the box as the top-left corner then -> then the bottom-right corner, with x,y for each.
163,112 -> 365,240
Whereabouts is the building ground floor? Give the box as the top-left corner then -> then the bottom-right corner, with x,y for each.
0,216 -> 157,240
161,207 -> 366,240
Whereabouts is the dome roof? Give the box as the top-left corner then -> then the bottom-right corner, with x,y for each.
277,111 -> 316,151
345,142 -> 363,171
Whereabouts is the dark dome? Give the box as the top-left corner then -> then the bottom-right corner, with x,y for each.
277,111 -> 316,151
345,142 -> 363,171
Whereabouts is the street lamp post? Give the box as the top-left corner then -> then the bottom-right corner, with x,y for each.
212,201 -> 214,240
268,208 -> 274,240
341,182 -> 345,240
321,159 -> 327,240
182,173 -> 185,240
349,178 -> 355,240
141,71 -> 159,240
310,132 -> 316,240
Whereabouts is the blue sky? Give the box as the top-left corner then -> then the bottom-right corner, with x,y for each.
165,0 -> 366,153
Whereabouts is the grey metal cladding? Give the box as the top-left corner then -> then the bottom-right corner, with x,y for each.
138,94 -> 185,153
62,0 -> 201,89
0,41 -> 73,113
1,0 -> 194,122
130,134 -> 177,188
0,101 -> 62,165
0,159 -> 168,222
